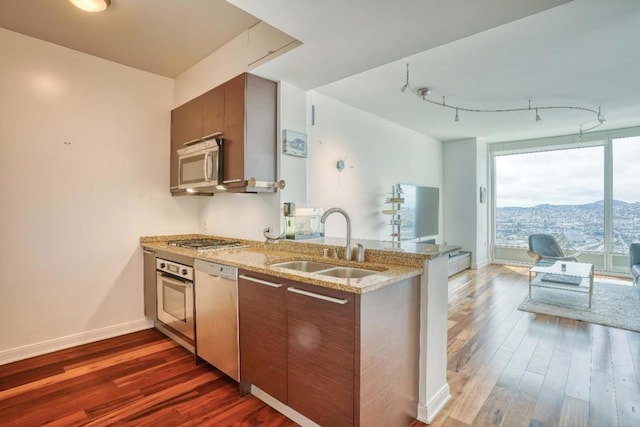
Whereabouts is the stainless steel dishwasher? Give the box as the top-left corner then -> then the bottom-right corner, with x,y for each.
194,259 -> 239,381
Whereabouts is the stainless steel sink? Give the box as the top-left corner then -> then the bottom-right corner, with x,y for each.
270,260 -> 335,273
317,267 -> 377,279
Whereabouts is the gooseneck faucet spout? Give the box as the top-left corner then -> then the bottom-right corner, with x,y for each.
320,207 -> 352,261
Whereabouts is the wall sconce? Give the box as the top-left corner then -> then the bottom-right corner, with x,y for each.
68,0 -> 112,12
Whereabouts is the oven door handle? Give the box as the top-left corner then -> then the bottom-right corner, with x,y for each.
158,273 -> 192,288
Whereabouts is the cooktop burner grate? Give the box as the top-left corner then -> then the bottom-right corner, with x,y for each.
167,238 -> 245,250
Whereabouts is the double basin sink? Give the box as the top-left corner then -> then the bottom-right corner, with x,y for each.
271,260 -> 381,279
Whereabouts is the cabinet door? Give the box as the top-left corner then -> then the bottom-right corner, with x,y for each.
202,86 -> 224,139
223,74 -> 246,184
287,283 -> 355,426
143,250 -> 157,320
238,271 -> 288,403
170,96 -> 203,189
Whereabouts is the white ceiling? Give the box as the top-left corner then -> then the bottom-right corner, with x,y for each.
2,0 -> 638,143
242,0 -> 640,142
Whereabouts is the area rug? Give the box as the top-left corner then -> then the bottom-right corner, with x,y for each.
518,281 -> 640,332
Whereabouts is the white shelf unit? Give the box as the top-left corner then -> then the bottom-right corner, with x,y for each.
383,185 -> 405,243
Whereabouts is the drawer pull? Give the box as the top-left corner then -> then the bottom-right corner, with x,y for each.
239,274 -> 282,288
287,287 -> 348,305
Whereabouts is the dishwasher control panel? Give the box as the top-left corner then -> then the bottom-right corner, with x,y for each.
194,259 -> 237,280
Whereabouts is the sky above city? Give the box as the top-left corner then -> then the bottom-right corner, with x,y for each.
495,136 -> 640,207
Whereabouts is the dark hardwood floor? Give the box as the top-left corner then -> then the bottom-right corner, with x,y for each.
0,329 -> 296,426
1,264 -> 638,426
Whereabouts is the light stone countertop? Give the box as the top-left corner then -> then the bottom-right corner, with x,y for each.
141,234 -> 459,294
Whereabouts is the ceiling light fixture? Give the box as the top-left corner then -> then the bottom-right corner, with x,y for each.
401,63 -> 605,135
68,0 -> 111,12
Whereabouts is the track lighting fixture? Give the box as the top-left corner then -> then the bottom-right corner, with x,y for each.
400,63 -> 606,135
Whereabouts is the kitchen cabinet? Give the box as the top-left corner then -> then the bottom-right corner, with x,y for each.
238,271 -> 288,403
170,73 -> 276,193
238,270 -> 420,427
142,249 -> 157,320
223,73 -> 277,190
170,86 -> 225,192
287,282 -> 355,426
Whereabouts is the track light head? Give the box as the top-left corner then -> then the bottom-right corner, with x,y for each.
535,108 -> 541,122
454,108 -> 459,122
400,84 -> 408,93
417,87 -> 431,98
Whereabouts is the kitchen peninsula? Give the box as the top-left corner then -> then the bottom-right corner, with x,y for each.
141,234 -> 457,425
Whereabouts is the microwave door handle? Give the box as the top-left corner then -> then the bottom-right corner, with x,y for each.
203,151 -> 210,182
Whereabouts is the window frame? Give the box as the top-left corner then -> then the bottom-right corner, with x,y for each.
489,125 -> 640,274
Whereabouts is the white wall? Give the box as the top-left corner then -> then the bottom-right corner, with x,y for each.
307,92 -> 443,241
443,138 -> 489,267
0,28 -> 199,362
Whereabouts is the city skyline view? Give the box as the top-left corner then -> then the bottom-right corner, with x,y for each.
496,199 -> 640,253
494,136 -> 639,254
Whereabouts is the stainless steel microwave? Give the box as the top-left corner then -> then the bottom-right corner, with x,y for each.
177,138 -> 222,189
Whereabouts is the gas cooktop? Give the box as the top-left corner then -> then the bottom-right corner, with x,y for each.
167,238 -> 245,251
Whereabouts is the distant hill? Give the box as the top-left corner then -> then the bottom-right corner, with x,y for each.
500,200 -> 640,210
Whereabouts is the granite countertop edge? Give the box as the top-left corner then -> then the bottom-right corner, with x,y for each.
140,234 -> 459,294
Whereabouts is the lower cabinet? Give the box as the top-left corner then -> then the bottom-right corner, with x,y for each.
238,271 -> 288,403
142,249 -> 157,321
238,270 -> 420,427
287,283 -> 355,426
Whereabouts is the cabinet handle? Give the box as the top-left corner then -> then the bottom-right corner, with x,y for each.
223,179 -> 243,184
239,274 -> 282,288
143,250 -> 155,255
202,131 -> 223,141
183,138 -> 202,146
287,287 -> 348,305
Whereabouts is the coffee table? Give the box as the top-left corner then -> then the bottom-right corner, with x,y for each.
529,260 -> 594,308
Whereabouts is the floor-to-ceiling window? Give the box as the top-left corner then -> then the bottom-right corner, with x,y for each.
490,129 -> 640,274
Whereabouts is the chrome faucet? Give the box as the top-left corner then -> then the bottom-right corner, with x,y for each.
320,207 -> 352,261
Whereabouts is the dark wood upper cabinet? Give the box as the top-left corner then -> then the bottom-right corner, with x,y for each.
170,73 -> 276,194
170,96 -> 204,189
223,73 -> 277,189
202,85 -> 225,138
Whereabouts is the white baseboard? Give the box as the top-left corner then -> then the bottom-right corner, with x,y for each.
473,259 -> 489,269
417,383 -> 451,424
251,385 -> 320,427
0,318 -> 154,365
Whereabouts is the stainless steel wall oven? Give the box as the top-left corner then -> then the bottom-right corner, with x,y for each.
156,258 -> 195,352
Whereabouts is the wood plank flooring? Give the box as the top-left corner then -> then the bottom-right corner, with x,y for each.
1,264 -> 639,426
0,329 -> 296,426
423,264 -> 640,427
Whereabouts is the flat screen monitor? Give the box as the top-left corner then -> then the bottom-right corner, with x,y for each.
398,184 -> 439,240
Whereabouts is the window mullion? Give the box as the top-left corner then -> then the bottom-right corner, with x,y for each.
604,138 -> 613,270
